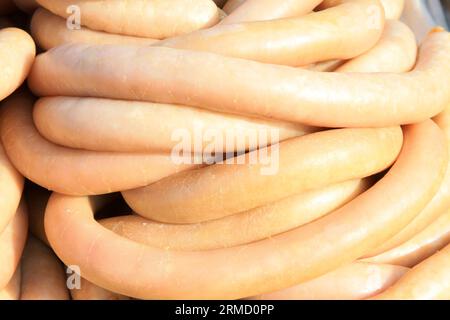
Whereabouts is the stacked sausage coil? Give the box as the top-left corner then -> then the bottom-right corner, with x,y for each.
0,0 -> 449,300
0,24 -> 34,300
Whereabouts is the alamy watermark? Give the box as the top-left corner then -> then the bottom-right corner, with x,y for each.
66,265 -> 81,290
170,124 -> 281,176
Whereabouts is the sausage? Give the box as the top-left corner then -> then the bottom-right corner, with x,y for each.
28,31 -> 450,127
70,277 -> 130,300
0,92 -> 199,196
305,19 -> 416,73
0,28 -> 35,101
220,0 -> 322,24
250,262 -> 409,300
123,127 -> 402,223
0,142 -> 23,234
102,179 -> 370,249
336,20 -> 417,73
364,105 -> 450,257
372,244 -> 450,300
0,200 -> 28,289
36,0 -> 220,39
44,120 -> 447,299
0,265 -> 21,300
361,209 -> 450,267
32,96 -> 313,153
20,236 -> 70,300
31,8 -> 157,51
157,0 -> 384,66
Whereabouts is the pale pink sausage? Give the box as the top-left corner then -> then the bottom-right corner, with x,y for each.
102,179 -> 370,249
123,127 -> 402,223
0,265 -> 21,300
336,20 -> 417,73
250,263 -> 408,300
0,142 -> 24,235
36,0 -> 220,39
373,244 -> 450,300
361,210 -> 450,267
0,92 -> 198,196
32,96 -> 312,153
28,32 -> 450,127
158,0 -> 385,66
220,0 -> 323,24
70,277 -> 130,300
20,236 -> 70,300
0,201 -> 28,289
364,105 -> 450,257
0,28 -> 35,101
44,121 -> 447,299
31,9 -> 157,51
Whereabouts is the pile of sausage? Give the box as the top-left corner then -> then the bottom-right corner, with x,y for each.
0,0 -> 450,300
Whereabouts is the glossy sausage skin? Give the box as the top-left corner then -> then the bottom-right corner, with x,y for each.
28,32 -> 450,127
44,121 -> 446,299
20,236 -> 70,300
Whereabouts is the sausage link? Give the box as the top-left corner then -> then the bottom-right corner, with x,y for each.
31,8 -> 157,51
220,0 -> 322,24
0,265 -> 21,300
32,96 -> 313,153
28,32 -> 450,127
361,209 -> 450,267
336,20 -> 417,73
70,277 -> 130,300
0,200 -> 28,289
319,0 -> 405,20
158,0 -> 384,66
0,142 -> 23,234
372,244 -> 450,300
102,179 -> 370,249
44,120 -> 447,299
36,0 -> 220,39
20,236 -> 70,300
123,127 -> 402,223
12,0 -> 38,13
0,28 -> 35,101
365,106 -> 450,257
0,92 -> 198,196
250,262 -> 408,300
